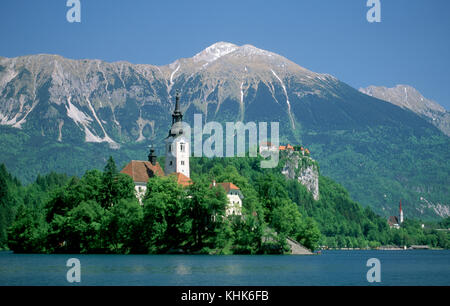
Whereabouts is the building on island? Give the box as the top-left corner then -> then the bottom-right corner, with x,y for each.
120,92 -> 191,203
164,92 -> 190,178
120,147 -> 164,204
121,91 -> 243,215
210,180 -> 244,216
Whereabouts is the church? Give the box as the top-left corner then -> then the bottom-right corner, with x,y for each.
120,92 -> 192,203
388,200 -> 404,229
120,92 -> 243,216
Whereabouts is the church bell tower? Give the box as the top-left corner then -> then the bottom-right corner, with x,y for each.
164,91 -> 190,178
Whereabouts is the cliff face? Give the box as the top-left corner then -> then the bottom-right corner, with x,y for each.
281,150 -> 319,200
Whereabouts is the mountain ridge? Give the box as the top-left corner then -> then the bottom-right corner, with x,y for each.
359,84 -> 450,136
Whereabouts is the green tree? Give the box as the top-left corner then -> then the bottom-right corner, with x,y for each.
7,205 -> 48,253
48,200 -> 105,253
0,164 -> 20,248
231,215 -> 265,254
188,177 -> 228,250
103,198 -> 144,253
142,176 -> 190,253
100,157 -> 135,208
271,199 -> 302,236
101,156 -> 118,207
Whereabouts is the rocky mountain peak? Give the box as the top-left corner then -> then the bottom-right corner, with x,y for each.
193,42 -> 239,63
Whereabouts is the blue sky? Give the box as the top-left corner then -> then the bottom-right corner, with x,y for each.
1,0 -> 449,109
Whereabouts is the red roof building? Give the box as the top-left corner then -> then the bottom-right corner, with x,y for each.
210,180 -> 244,216
169,172 -> 192,187
279,144 -> 294,151
120,160 -> 165,183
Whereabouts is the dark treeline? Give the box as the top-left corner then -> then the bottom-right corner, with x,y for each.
0,154 -> 449,254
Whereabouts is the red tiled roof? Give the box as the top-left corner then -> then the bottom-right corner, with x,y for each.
279,144 -> 294,151
388,216 -> 399,226
210,182 -> 240,193
169,172 -> 192,187
120,160 -> 165,183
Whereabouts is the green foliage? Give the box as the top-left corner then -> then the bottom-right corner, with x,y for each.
142,175 -> 190,253
0,163 -> 22,248
3,152 -> 449,254
189,177 -> 228,250
7,205 -> 48,253
100,156 -> 135,208
103,198 -> 144,254
49,200 -> 105,253
231,215 -> 264,254
306,126 -> 450,220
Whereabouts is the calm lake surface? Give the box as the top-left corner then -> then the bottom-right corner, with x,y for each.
0,250 -> 449,286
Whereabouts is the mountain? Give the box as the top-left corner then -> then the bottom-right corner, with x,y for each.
1,42 -> 449,220
360,85 -> 450,136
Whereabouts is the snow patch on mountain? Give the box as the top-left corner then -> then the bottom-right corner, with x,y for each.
65,97 -> 92,126
170,64 -> 180,85
0,112 -> 17,126
193,42 -> 238,63
85,97 -> 116,145
238,44 -> 274,57
271,69 -> 295,129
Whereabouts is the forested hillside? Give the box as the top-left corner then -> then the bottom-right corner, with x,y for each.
2,153 -> 448,253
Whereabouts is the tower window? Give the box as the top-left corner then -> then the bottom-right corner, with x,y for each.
168,145 -> 172,152
180,143 -> 185,152
181,161 -> 185,165
169,161 -> 173,165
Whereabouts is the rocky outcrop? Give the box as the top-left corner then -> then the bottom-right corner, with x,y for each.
281,150 -> 319,200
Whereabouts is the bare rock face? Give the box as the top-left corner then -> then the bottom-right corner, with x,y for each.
298,166 -> 319,201
281,150 -> 319,201
0,42 -> 341,147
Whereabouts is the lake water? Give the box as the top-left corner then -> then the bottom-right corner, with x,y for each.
0,250 -> 449,286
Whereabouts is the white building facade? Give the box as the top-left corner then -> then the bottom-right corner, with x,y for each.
164,92 -> 190,178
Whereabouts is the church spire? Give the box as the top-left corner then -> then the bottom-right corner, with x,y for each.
172,90 -> 183,125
